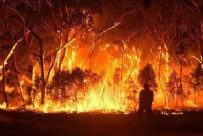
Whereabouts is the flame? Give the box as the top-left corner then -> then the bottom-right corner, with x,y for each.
0,36 -> 202,113
0,102 -> 6,109
19,40 -> 142,113
0,37 -> 24,70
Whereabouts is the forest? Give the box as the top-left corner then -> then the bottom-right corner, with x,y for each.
0,0 -> 203,113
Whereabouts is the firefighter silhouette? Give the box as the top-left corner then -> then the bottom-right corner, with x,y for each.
138,83 -> 154,117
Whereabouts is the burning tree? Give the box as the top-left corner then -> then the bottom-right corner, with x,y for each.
166,71 -> 184,108
0,0 -> 102,107
49,68 -> 86,111
188,63 -> 203,106
138,63 -> 157,91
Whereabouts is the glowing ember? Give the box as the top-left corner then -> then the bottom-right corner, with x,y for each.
160,110 -> 184,116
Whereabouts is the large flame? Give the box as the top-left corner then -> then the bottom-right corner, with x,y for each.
0,32 -> 202,113
30,40 -> 142,113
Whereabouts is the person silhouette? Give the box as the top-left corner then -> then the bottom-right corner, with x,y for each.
138,83 -> 154,118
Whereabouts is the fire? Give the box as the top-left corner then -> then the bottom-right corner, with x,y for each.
1,0 -> 203,116
0,102 -> 6,109
20,40 -> 142,113
0,38 -> 202,113
0,21 -> 202,114
160,110 -> 184,115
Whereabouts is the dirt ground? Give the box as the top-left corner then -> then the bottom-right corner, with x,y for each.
1,109 -> 203,136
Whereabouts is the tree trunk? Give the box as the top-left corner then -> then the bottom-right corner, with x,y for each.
13,52 -> 25,105
133,90 -> 136,111
75,92 -> 78,112
199,3 -> 203,64
1,47 -> 8,108
179,61 -> 183,108
39,47 -> 46,105
18,77 -> 25,105
194,85 -> 197,106
200,23 -> 203,65
27,25 -> 46,105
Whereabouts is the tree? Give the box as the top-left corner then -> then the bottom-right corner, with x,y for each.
0,1 -> 29,107
50,67 -> 86,111
166,71 -> 179,107
1,0 -> 102,105
138,63 -> 157,90
189,63 -> 203,105
166,70 -> 188,108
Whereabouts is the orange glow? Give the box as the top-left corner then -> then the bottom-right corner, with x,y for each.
0,36 -> 202,113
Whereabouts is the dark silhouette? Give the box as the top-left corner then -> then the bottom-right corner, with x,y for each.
138,83 -> 154,118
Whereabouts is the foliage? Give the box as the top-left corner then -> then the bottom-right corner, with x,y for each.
190,63 -> 203,92
84,70 -> 101,86
166,72 -> 179,99
48,68 -> 103,102
51,68 -> 85,91
138,63 -> 157,90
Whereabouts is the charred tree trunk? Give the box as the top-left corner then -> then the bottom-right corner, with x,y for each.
39,42 -> 46,105
179,61 -> 184,108
26,25 -> 46,105
75,92 -> 78,112
194,85 -> 197,106
133,90 -> 136,111
171,68 -> 180,109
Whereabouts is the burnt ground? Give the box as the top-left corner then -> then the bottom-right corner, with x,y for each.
0,109 -> 203,136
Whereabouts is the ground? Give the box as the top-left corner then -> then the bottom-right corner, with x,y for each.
0,109 -> 203,136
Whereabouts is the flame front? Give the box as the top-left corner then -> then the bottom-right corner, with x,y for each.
33,41 -> 142,113
1,34 -> 202,113
1,36 -> 202,113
